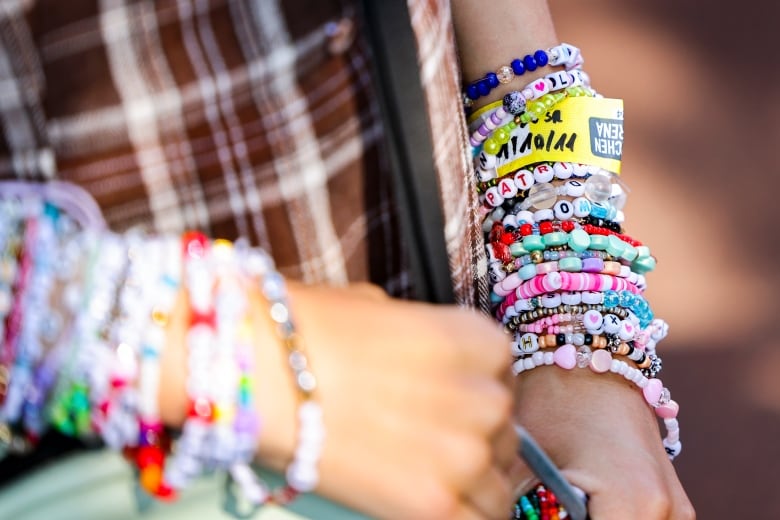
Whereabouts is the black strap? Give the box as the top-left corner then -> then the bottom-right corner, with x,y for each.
360,0 -> 455,304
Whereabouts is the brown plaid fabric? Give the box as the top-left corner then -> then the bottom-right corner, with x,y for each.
406,0 -> 488,309
0,0 -> 486,307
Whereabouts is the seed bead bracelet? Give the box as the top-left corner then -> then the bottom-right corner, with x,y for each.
463,43 -> 583,104
511,344 -> 681,460
499,289 -> 654,323
514,484 -> 565,520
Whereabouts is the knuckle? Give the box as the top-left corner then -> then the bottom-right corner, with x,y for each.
458,437 -> 492,480
484,384 -> 513,433
644,489 -> 672,518
677,499 -> 696,520
423,485 -> 459,519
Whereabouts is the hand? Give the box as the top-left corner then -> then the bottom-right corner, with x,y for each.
263,284 -> 518,520
512,367 -> 696,519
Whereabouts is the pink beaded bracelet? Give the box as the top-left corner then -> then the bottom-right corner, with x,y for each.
511,344 -> 681,460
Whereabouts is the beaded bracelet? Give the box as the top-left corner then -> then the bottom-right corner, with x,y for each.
260,267 -> 325,498
511,344 -> 681,459
463,43 -> 583,104
470,85 -> 593,152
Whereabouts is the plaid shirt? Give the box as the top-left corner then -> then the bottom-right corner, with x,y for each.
0,0 -> 487,307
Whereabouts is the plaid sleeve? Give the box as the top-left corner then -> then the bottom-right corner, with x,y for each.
0,0 -> 409,296
407,0 -> 489,309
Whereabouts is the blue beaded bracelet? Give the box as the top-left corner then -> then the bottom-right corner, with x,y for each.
465,49 -> 550,101
463,43 -> 583,106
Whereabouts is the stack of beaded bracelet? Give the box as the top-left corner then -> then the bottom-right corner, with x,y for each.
464,48 -> 681,520
0,183 -> 325,513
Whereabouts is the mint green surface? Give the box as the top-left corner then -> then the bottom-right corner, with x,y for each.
605,235 -> 626,258
558,257 -> 582,272
518,263 -> 537,281
567,229 -> 590,252
521,235 -> 545,251
0,451 -> 371,520
588,235 -> 608,251
510,242 -> 528,257
541,232 -> 567,247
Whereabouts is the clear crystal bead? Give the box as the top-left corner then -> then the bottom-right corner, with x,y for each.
496,65 -> 515,84
528,183 -> 557,209
584,173 -> 612,202
658,387 -> 671,405
576,345 -> 592,368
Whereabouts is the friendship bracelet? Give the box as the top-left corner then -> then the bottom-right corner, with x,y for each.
470,85 -> 593,153
496,271 -> 640,300
512,330 -> 656,376
261,270 -> 325,499
499,290 -> 655,328
463,43 -> 583,104
511,344 -> 680,460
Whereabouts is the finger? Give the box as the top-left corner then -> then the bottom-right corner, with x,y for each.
463,465 -> 514,520
430,306 -> 512,377
491,420 -> 520,472
661,459 -> 696,519
451,502 -> 487,520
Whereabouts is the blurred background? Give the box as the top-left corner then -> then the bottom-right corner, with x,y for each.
550,0 -> 780,517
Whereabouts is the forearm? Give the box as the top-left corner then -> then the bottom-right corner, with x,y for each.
452,0 -> 563,107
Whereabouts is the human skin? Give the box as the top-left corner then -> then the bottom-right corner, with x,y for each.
451,0 -> 695,517
161,282 -> 518,520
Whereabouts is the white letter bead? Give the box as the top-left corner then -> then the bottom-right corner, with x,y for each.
603,313 -> 621,334
498,177 -> 518,199
477,150 -> 497,170
583,309 -> 603,332
513,169 -> 535,190
542,292 -> 562,308
533,164 -> 555,183
515,210 -> 534,224
581,291 -> 602,305
533,209 -> 554,222
572,197 -> 592,217
572,163 -> 588,177
502,214 -> 518,228
562,291 -> 581,305
618,320 -> 635,340
477,167 -> 496,182
553,161 -> 573,179
564,179 -> 586,197
553,200 -> 574,220
517,333 -> 539,354
484,186 -> 504,207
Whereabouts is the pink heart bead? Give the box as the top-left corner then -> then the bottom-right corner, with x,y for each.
553,344 -> 577,370
589,349 -> 612,373
642,378 -> 663,406
655,399 -> 679,419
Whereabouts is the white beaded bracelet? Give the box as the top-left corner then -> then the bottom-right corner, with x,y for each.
512,343 -> 681,460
